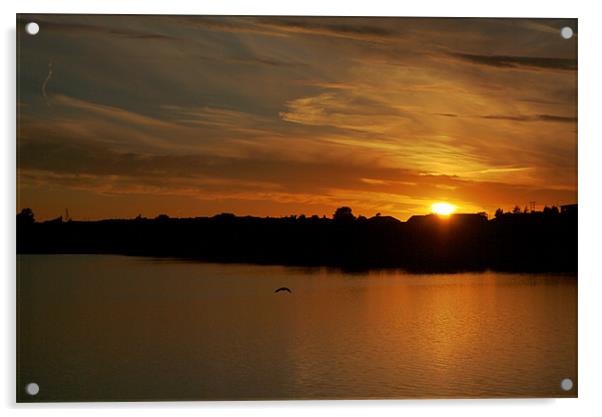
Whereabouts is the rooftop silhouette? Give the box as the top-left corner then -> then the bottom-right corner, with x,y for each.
17,205 -> 577,273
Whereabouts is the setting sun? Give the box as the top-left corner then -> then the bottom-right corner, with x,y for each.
432,202 -> 456,216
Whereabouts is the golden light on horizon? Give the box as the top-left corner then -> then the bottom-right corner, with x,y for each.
431,202 -> 456,216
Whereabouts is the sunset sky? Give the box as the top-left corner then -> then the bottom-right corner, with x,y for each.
17,15 -> 577,221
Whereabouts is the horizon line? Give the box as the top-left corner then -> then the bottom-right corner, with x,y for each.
18,203 -> 578,224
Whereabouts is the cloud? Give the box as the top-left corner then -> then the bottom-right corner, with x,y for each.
480,114 -> 577,123
53,95 -> 176,129
42,96 -> 296,155
519,19 -> 577,36
279,92 -> 410,133
450,53 -> 577,71
17,16 -> 577,220
22,17 -> 176,40
254,17 -> 397,41
535,114 -> 578,123
18,129 -> 576,220
174,16 -> 290,38
179,16 -> 399,42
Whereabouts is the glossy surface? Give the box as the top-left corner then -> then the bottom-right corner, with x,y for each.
17,255 -> 577,401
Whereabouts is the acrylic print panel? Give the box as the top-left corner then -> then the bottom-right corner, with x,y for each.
16,15 -> 577,402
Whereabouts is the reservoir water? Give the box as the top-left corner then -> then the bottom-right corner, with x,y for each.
17,255 -> 577,401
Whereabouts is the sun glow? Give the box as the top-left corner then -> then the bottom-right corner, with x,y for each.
431,202 -> 456,216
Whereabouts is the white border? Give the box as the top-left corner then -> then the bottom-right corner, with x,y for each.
3,1 -> 601,416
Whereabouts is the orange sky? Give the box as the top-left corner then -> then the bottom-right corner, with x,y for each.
17,16 -> 577,221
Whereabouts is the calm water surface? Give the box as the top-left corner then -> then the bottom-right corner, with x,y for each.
17,255 -> 577,401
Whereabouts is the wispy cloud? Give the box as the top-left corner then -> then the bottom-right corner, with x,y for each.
23,16 -> 176,40
450,53 -> 577,71
254,17 -> 398,41
480,114 -> 577,123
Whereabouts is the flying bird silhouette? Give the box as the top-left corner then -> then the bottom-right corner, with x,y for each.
274,287 -> 292,293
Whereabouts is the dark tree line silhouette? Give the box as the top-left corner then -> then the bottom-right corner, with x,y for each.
17,205 -> 577,273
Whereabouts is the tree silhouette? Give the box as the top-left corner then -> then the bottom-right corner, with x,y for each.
543,206 -> 560,216
17,208 -> 35,226
333,206 -> 355,222
16,205 -> 577,273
